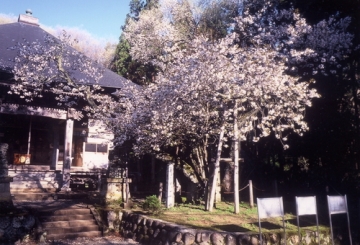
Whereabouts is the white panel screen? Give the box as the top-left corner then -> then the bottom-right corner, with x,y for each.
296,196 -> 317,216
257,197 -> 284,219
328,196 -> 347,214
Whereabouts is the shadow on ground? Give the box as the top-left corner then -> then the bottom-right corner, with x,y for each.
211,224 -> 252,232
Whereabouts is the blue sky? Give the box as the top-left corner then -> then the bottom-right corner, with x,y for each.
1,0 -> 131,42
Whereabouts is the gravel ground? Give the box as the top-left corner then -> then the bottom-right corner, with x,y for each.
11,235 -> 140,245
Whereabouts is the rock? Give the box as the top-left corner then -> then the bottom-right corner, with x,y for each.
132,223 -> 137,232
289,234 -> 299,244
152,220 -> 160,229
201,232 -> 211,243
211,233 -> 225,245
22,215 -> 35,230
250,236 -> 259,245
12,217 -> 22,228
146,218 -> 153,227
225,234 -> 236,245
39,231 -> 47,243
122,211 -> 130,221
161,229 -> 168,243
183,233 -> 195,245
154,228 -> 160,238
132,214 -> 142,224
269,233 -> 278,244
196,233 -> 202,243
0,216 -> 10,229
147,227 -> 154,236
175,232 -> 183,243
141,225 -> 148,235
239,234 -> 250,245
107,210 -> 117,229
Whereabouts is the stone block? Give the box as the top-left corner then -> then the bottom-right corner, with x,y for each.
225,234 -> 236,245
239,234 -> 250,245
201,232 -> 211,243
183,233 -> 195,245
211,233 -> 225,245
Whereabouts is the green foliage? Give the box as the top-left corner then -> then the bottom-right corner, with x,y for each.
198,0 -> 240,40
143,195 -> 162,214
110,37 -> 157,85
111,0 -> 158,85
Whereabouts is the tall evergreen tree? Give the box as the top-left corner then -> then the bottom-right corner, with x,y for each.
110,0 -> 157,85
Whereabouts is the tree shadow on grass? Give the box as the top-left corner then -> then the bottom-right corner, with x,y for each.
251,221 -> 284,231
286,216 -> 319,228
211,224 -> 252,232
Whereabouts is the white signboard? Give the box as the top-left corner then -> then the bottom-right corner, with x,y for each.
327,195 -> 352,245
257,197 -> 284,219
296,196 -> 317,216
327,195 -> 347,214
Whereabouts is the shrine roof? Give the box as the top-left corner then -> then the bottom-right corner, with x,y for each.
0,21 -> 131,90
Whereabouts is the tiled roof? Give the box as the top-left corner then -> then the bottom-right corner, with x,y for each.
0,22 -> 129,89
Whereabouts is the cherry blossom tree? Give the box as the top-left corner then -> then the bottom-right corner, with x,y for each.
9,31 -> 115,119
119,0 -> 352,212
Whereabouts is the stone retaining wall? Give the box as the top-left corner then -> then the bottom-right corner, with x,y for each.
108,210 -> 336,245
0,213 -> 36,243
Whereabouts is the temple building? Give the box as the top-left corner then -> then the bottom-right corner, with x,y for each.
0,11 -> 133,194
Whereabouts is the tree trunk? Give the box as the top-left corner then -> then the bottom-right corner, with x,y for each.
208,125 -> 225,211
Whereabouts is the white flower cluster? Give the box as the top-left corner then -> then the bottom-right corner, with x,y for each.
11,31 -> 107,117
117,0 -> 351,156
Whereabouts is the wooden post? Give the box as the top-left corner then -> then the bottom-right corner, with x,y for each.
166,162 -> 175,208
27,117 -> 32,156
158,182 -> 163,203
51,125 -> 59,170
249,180 -> 254,208
62,118 -> 73,191
125,167 -> 129,203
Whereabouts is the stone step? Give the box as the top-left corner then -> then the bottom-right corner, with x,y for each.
9,165 -> 51,171
41,214 -> 94,222
42,219 -> 98,229
40,208 -> 91,216
11,176 -> 61,182
11,187 -> 58,193
37,204 -> 101,240
10,174 -> 61,180
9,169 -> 60,175
10,180 -> 60,189
46,230 -> 102,240
12,193 -> 55,201
45,225 -> 100,235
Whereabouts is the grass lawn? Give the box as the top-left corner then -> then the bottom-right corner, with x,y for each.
124,199 -> 326,234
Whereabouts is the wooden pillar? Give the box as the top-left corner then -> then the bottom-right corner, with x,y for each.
51,125 -> 59,170
249,180 -> 254,208
62,119 -> 73,191
166,162 -> 175,208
